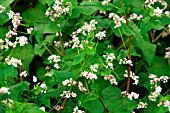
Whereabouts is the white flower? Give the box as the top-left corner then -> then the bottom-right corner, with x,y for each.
27,28 -> 33,34
54,63 -> 60,69
0,5 -> 5,13
102,0 -> 111,6
90,64 -> 98,72
73,106 -> 85,113
48,54 -> 61,63
39,106 -> 45,111
16,36 -> 28,46
60,91 -> 77,98
104,75 -> 118,85
95,31 -> 106,40
137,102 -> 147,109
153,7 -> 162,17
5,57 -> 22,67
19,71 -> 27,77
0,87 -> 10,94
33,76 -> 37,82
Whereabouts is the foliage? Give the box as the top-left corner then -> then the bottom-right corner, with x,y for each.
0,0 -> 170,113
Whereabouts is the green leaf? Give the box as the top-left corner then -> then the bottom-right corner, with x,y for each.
22,3 -> 48,25
148,56 -> 170,77
3,65 -> 18,78
131,0 -> 144,13
22,103 -> 46,113
39,94 -> 51,108
0,67 -> 4,86
34,22 -> 60,45
140,40 -> 156,65
0,27 -> 8,40
37,68 -> 47,81
54,70 -> 75,82
73,52 -> 86,65
71,1 -> 105,18
0,5 -> 11,25
10,81 -> 30,99
140,17 -> 152,35
11,44 -> 34,72
122,0 -> 133,5
80,94 -> 104,113
151,20 -> 164,30
43,35 -> 56,45
0,0 -> 14,7
102,86 -> 137,112
34,44 -> 46,56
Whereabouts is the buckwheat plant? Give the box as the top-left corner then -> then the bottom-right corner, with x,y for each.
0,0 -> 170,113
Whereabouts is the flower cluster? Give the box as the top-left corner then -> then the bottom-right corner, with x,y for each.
71,19 -> 97,49
6,30 -> 17,39
153,7 -> 163,17
124,70 -> 139,85
45,0 -> 71,21
145,0 -> 167,9
103,53 -> 116,70
0,87 -> 10,95
149,74 -> 169,86
16,36 -> 28,46
80,71 -> 97,80
5,56 -> 22,67
130,13 -> 143,20
104,74 -> 118,85
60,91 -> 77,98
122,91 -> 139,100
102,0 -> 111,6
164,47 -> 170,58
157,100 -> 170,111
162,25 -> 170,38
90,64 -> 98,72
27,27 -> 33,34
47,54 -> 61,69
19,71 -> 27,77
119,58 -> 133,66
73,106 -> 85,113
148,86 -> 162,101
39,106 -> 45,112
95,31 -> 106,40
62,78 -> 76,86
1,99 -> 14,108
109,13 -> 126,28
40,83 -> 48,93
0,5 -> 5,13
137,102 -> 148,109
62,78 -> 87,92
7,10 -> 22,32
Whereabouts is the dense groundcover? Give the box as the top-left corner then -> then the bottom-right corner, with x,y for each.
0,0 -> 170,113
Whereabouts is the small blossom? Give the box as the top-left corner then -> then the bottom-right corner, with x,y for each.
27,27 -> 33,34
5,56 -> 22,67
73,106 -> 85,113
137,102 -> 148,109
104,74 -> 118,85
48,54 -> 61,63
153,7 -> 162,17
19,71 -> 27,77
16,36 -> 28,46
90,64 -> 98,72
95,31 -> 106,40
60,91 -> 77,98
0,5 -> 5,13
39,106 -> 45,112
102,0 -> 111,6
33,76 -> 37,82
0,87 -> 10,94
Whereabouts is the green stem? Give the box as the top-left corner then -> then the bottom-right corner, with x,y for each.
118,27 -> 126,49
49,98 -> 62,112
59,35 -> 65,55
